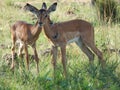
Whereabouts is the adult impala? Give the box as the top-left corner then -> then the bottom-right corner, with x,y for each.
10,3 -> 45,73
24,2 -> 105,76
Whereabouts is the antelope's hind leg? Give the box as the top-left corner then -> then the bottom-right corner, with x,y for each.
75,37 -> 94,64
24,44 -> 29,71
81,35 -> 105,66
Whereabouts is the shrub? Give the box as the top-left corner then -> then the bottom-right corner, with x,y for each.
95,0 -> 119,23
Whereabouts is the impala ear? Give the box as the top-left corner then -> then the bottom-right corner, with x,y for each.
24,3 -> 39,15
47,2 -> 57,14
41,2 -> 47,9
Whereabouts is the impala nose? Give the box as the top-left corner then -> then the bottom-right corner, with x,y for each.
39,22 -> 43,26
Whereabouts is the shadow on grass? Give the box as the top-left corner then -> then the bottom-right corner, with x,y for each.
0,58 -> 120,90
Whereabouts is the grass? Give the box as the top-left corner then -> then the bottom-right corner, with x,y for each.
0,0 -> 120,90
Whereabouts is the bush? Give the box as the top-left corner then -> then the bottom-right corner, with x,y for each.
95,0 -> 120,23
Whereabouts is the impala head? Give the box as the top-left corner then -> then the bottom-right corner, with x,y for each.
24,2 -> 57,26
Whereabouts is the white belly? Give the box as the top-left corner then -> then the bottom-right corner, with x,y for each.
67,37 -> 79,44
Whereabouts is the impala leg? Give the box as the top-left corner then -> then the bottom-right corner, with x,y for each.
18,43 -> 24,58
60,45 -> 67,77
32,43 -> 39,73
24,44 -> 29,70
81,33 -> 105,66
17,43 -> 24,70
51,46 -> 58,76
83,39 -> 105,66
76,38 -> 94,64
10,37 -> 16,70
89,44 -> 105,66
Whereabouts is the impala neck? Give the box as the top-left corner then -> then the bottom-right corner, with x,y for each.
32,21 -> 42,37
43,17 -> 55,39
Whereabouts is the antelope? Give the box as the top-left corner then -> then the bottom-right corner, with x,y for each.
10,3 -> 44,73
24,2 -> 105,76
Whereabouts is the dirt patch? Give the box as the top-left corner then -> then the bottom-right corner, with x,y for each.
2,53 -> 17,65
0,44 -> 6,49
2,48 -> 52,65
2,53 -> 34,65
0,44 -> 11,49
66,10 -> 76,16
13,1 -> 42,9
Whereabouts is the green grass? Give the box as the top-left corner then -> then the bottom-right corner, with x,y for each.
0,0 -> 120,90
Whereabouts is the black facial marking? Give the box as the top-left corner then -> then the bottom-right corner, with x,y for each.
52,32 -> 59,39
39,9 -> 46,13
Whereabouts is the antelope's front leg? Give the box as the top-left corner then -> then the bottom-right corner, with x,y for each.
32,43 -> 39,73
10,38 -> 16,70
24,44 -> 29,70
60,45 -> 67,77
51,45 -> 58,75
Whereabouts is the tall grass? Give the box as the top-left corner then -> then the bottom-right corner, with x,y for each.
95,0 -> 120,23
0,0 -> 120,90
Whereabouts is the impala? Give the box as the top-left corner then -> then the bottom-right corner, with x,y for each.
24,2 -> 105,76
10,3 -> 45,73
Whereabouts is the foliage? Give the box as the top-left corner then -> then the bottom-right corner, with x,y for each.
0,59 -> 120,90
95,0 -> 120,23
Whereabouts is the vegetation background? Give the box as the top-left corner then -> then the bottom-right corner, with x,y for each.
0,0 -> 120,90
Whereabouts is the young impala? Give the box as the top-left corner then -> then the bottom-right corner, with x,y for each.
24,2 -> 105,76
10,3 -> 44,73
